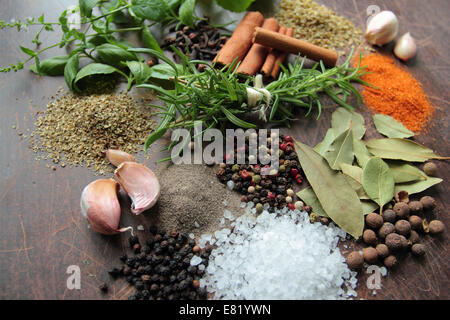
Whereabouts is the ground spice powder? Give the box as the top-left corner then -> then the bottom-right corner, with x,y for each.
359,54 -> 434,132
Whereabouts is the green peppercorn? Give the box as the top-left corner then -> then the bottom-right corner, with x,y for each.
232,164 -> 240,172
278,165 -> 286,173
252,174 -> 261,184
255,203 -> 264,214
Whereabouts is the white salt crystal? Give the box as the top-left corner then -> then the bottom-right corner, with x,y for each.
136,225 -> 144,231
380,266 -> 388,277
224,210 -> 234,221
194,221 -> 200,228
189,233 -> 195,239
190,255 -> 202,266
200,207 -> 358,300
226,180 -> 235,190
240,202 -> 246,208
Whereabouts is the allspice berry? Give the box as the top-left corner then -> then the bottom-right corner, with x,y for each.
395,220 -> 411,236
385,233 -> 403,251
363,229 -> 378,245
384,255 -> 398,268
408,230 -> 420,245
423,162 -> 437,176
365,212 -> 384,229
382,209 -> 396,223
408,215 -> 423,231
346,251 -> 364,270
429,220 -> 445,235
363,247 -> 379,264
399,234 -> 409,250
411,244 -> 426,256
420,196 -> 436,211
393,202 -> 410,218
378,222 -> 395,239
408,201 -> 423,216
376,244 -> 390,258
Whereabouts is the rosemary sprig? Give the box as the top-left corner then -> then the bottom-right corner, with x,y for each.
137,48 -> 367,154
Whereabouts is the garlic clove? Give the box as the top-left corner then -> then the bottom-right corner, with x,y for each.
114,162 -> 160,215
80,178 -> 130,235
365,10 -> 398,46
106,149 -> 135,167
394,32 -> 417,61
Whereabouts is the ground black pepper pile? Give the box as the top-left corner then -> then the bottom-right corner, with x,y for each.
162,18 -> 228,67
105,227 -> 209,300
216,131 -> 305,211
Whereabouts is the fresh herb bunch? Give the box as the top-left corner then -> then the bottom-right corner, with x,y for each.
134,47 -> 368,156
0,0 -> 200,91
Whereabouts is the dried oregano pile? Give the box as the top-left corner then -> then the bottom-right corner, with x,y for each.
276,0 -> 362,54
29,91 -> 156,174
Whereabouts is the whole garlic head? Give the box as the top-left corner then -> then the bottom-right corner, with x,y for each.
365,10 -> 399,46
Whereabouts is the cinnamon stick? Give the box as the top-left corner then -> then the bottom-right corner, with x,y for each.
253,27 -> 338,66
260,26 -> 287,77
213,12 -> 264,67
236,18 -> 280,76
270,27 -> 294,79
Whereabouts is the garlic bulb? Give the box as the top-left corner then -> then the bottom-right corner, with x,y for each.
365,11 -> 399,46
106,149 -> 135,167
394,32 -> 417,61
115,162 -> 160,215
80,179 -> 132,235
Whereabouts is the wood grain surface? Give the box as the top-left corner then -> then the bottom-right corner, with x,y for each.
0,0 -> 448,300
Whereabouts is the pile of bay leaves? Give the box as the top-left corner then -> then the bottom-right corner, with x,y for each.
294,108 -> 446,239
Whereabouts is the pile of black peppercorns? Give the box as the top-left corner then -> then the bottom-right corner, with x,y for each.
162,18 -> 228,68
103,227 -> 210,300
346,192 -> 445,271
216,131 -> 305,212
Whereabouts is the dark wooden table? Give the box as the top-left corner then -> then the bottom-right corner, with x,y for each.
0,0 -> 448,300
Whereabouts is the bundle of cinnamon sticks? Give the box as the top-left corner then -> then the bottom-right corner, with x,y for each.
214,11 -> 338,80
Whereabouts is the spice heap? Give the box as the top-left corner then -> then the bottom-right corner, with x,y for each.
106,228 -> 208,300
198,204 -> 358,299
215,132 -> 305,211
276,0 -> 362,54
147,164 -> 243,236
346,193 -> 445,270
358,54 -> 434,132
162,19 -> 228,67
29,91 -> 156,174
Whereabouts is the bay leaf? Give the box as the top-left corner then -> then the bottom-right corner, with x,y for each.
294,140 -> 364,238
314,128 -> 334,156
296,187 -> 328,217
387,161 -> 427,183
353,138 -> 372,168
366,138 -> 447,162
394,177 -> 443,195
331,107 -> 366,139
324,128 -> 354,170
373,114 -> 414,138
361,200 -> 379,215
362,157 -> 395,208
340,163 -> 369,199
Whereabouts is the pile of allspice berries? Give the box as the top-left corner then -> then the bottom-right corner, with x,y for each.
346,191 -> 445,270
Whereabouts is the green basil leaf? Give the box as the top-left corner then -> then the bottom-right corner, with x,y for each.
96,43 -> 138,67
215,0 -> 256,12
79,0 -> 98,17
74,63 -> 119,90
373,114 -> 414,138
29,55 -> 69,76
141,27 -> 163,54
362,157 -> 395,208
179,0 -> 196,28
131,0 -> 169,22
64,54 -> 79,91
165,0 -> 182,10
394,177 -> 443,195
20,46 -> 36,57
294,140 -> 364,239
323,127 -> 354,170
366,138 -> 446,162
126,61 -> 152,84
296,187 -> 328,217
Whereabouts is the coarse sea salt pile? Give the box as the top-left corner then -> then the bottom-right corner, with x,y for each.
197,205 -> 358,300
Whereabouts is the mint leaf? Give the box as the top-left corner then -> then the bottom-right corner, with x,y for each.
215,0 -> 256,12
131,0 -> 169,22
179,0 -> 196,28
